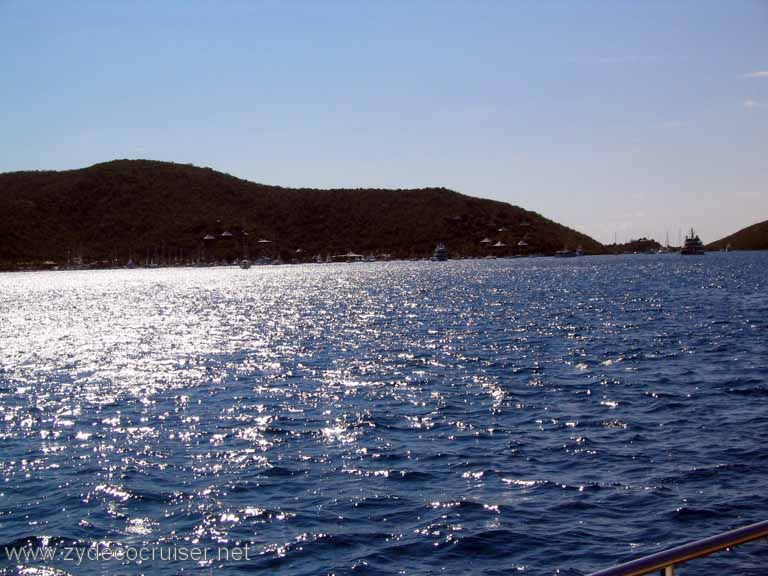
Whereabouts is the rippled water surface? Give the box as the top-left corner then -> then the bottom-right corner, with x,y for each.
1,254 -> 767,575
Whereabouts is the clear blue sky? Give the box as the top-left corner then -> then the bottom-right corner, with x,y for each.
1,1 -> 766,244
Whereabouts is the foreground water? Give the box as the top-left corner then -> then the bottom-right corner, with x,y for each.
0,254 -> 767,575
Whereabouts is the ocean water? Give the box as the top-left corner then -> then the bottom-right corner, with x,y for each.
0,253 -> 767,576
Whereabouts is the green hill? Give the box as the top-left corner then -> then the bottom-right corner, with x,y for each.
0,159 -> 604,268
708,219 -> 768,251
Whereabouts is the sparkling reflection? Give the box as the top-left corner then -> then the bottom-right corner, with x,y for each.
0,256 -> 767,575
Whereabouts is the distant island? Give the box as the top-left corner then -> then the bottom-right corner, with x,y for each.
605,237 -> 663,254
707,219 -> 768,252
0,160 -> 603,269
1,160 -> 765,270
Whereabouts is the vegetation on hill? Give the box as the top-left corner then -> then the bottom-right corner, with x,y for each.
707,219 -> 768,252
605,237 -> 663,254
0,159 -> 605,269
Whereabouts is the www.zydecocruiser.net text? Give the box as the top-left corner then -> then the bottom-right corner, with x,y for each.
4,544 -> 252,566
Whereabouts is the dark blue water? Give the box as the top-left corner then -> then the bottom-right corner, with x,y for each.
1,253 -> 767,575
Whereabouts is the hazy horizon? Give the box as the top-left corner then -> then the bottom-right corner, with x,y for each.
1,1 -> 766,245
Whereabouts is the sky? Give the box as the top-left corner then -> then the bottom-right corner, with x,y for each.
1,1 -> 766,245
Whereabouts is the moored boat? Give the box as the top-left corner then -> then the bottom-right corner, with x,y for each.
431,243 -> 448,261
681,229 -> 705,255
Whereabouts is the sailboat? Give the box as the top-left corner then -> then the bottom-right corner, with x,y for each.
239,231 -> 252,268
